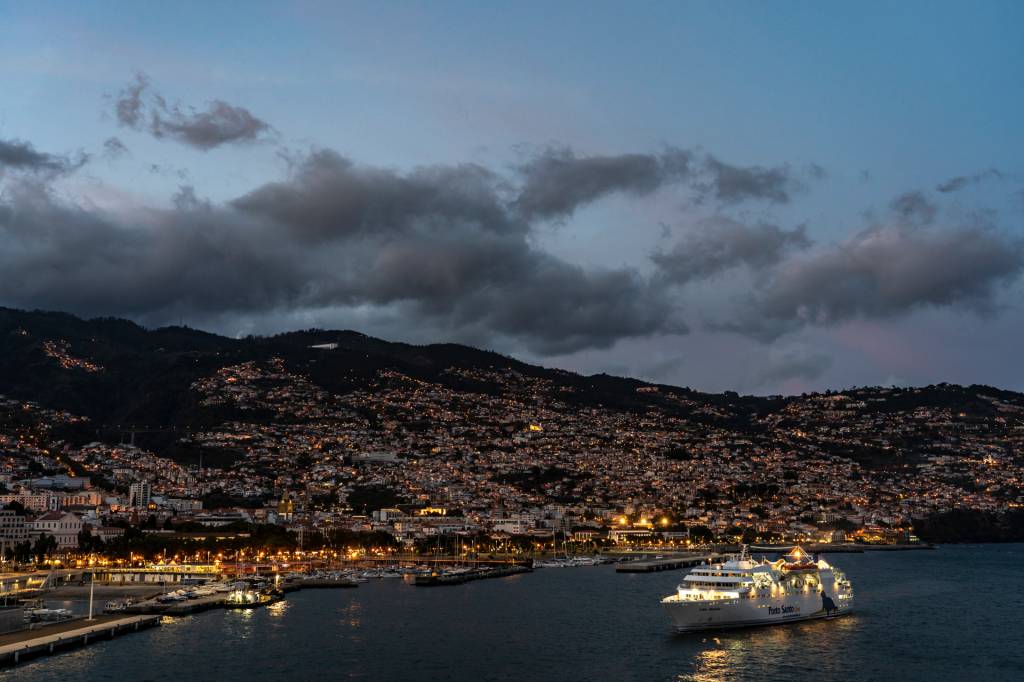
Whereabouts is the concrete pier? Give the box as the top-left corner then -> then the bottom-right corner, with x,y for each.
124,592 -> 228,615
0,614 -> 161,666
615,553 -> 723,573
298,578 -> 359,589
413,565 -> 532,586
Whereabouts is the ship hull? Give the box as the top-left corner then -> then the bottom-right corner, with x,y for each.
663,593 -> 852,632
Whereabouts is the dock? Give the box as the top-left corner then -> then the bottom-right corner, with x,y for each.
414,565 -> 531,586
297,578 -> 359,589
163,593 -> 229,615
0,614 -> 160,666
615,553 -> 723,573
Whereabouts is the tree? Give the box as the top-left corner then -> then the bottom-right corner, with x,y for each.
33,533 -> 58,561
78,528 -> 106,553
688,525 -> 714,543
12,541 -> 32,563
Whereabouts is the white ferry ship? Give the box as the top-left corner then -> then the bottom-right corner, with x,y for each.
661,546 -> 853,631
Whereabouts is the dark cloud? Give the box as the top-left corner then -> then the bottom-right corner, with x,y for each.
150,99 -> 272,150
514,147 -> 692,221
721,221 -> 1024,340
806,163 -> 828,180
233,150 -> 516,242
0,150 -> 681,355
0,138 -> 85,175
889,191 -> 936,226
515,148 -> 817,217
651,216 -> 811,284
636,354 -> 686,383
695,155 -> 799,204
936,168 -> 1003,193
113,72 -> 273,150
5,130 -> 1016,362
102,136 -> 129,159
114,72 -> 149,128
171,185 -> 209,211
754,345 -> 832,387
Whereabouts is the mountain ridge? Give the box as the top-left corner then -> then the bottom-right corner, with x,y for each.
2,306 -> 1022,475
4,306 -> 1018,403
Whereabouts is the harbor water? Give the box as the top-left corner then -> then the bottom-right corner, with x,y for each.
5,544 -> 1023,681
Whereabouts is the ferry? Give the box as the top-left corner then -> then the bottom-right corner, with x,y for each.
661,546 -> 853,631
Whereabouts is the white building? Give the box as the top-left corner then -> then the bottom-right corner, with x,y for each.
0,510 -> 28,553
129,482 -> 152,509
29,511 -> 83,550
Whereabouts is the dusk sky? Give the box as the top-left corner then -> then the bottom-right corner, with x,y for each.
2,1 -> 1022,395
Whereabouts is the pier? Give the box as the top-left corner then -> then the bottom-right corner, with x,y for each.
298,578 -> 359,589
414,565 -> 532,586
0,614 -> 161,667
615,553 -> 723,573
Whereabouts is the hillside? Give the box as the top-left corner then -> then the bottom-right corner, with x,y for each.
2,307 -> 1022,471
0,307 -> 759,429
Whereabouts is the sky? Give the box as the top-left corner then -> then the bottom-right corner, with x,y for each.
1,1 -> 1023,395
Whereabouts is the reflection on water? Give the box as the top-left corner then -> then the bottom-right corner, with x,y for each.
339,598 -> 362,629
2,545 -> 1022,682
671,611 -> 872,681
680,646 -> 730,682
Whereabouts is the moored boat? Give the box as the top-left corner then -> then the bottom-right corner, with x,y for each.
223,589 -> 282,609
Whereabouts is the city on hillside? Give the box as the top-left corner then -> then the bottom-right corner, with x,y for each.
1,331 -> 1021,567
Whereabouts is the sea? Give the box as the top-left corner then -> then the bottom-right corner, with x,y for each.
5,544 -> 1023,681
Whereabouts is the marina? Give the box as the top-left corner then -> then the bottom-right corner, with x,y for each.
0,559 -> 537,667
1,545 -> 1018,682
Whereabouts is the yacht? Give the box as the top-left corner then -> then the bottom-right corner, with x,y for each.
661,546 -> 853,631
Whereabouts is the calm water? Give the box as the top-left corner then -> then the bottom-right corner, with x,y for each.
6,545 -> 1023,681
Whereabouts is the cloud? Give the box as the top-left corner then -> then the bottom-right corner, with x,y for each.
233,149 -> 517,242
513,146 -> 692,221
695,155 -> 799,204
651,216 -> 811,285
102,136 -> 129,159
113,72 -> 273,150
721,220 -> 1024,340
0,149 -> 682,355
0,138 -> 86,175
754,345 -> 832,387
114,72 -> 148,128
936,168 -> 1003,193
4,130 -> 1016,364
513,148 -> 818,218
150,99 -> 272,150
889,191 -> 936,226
